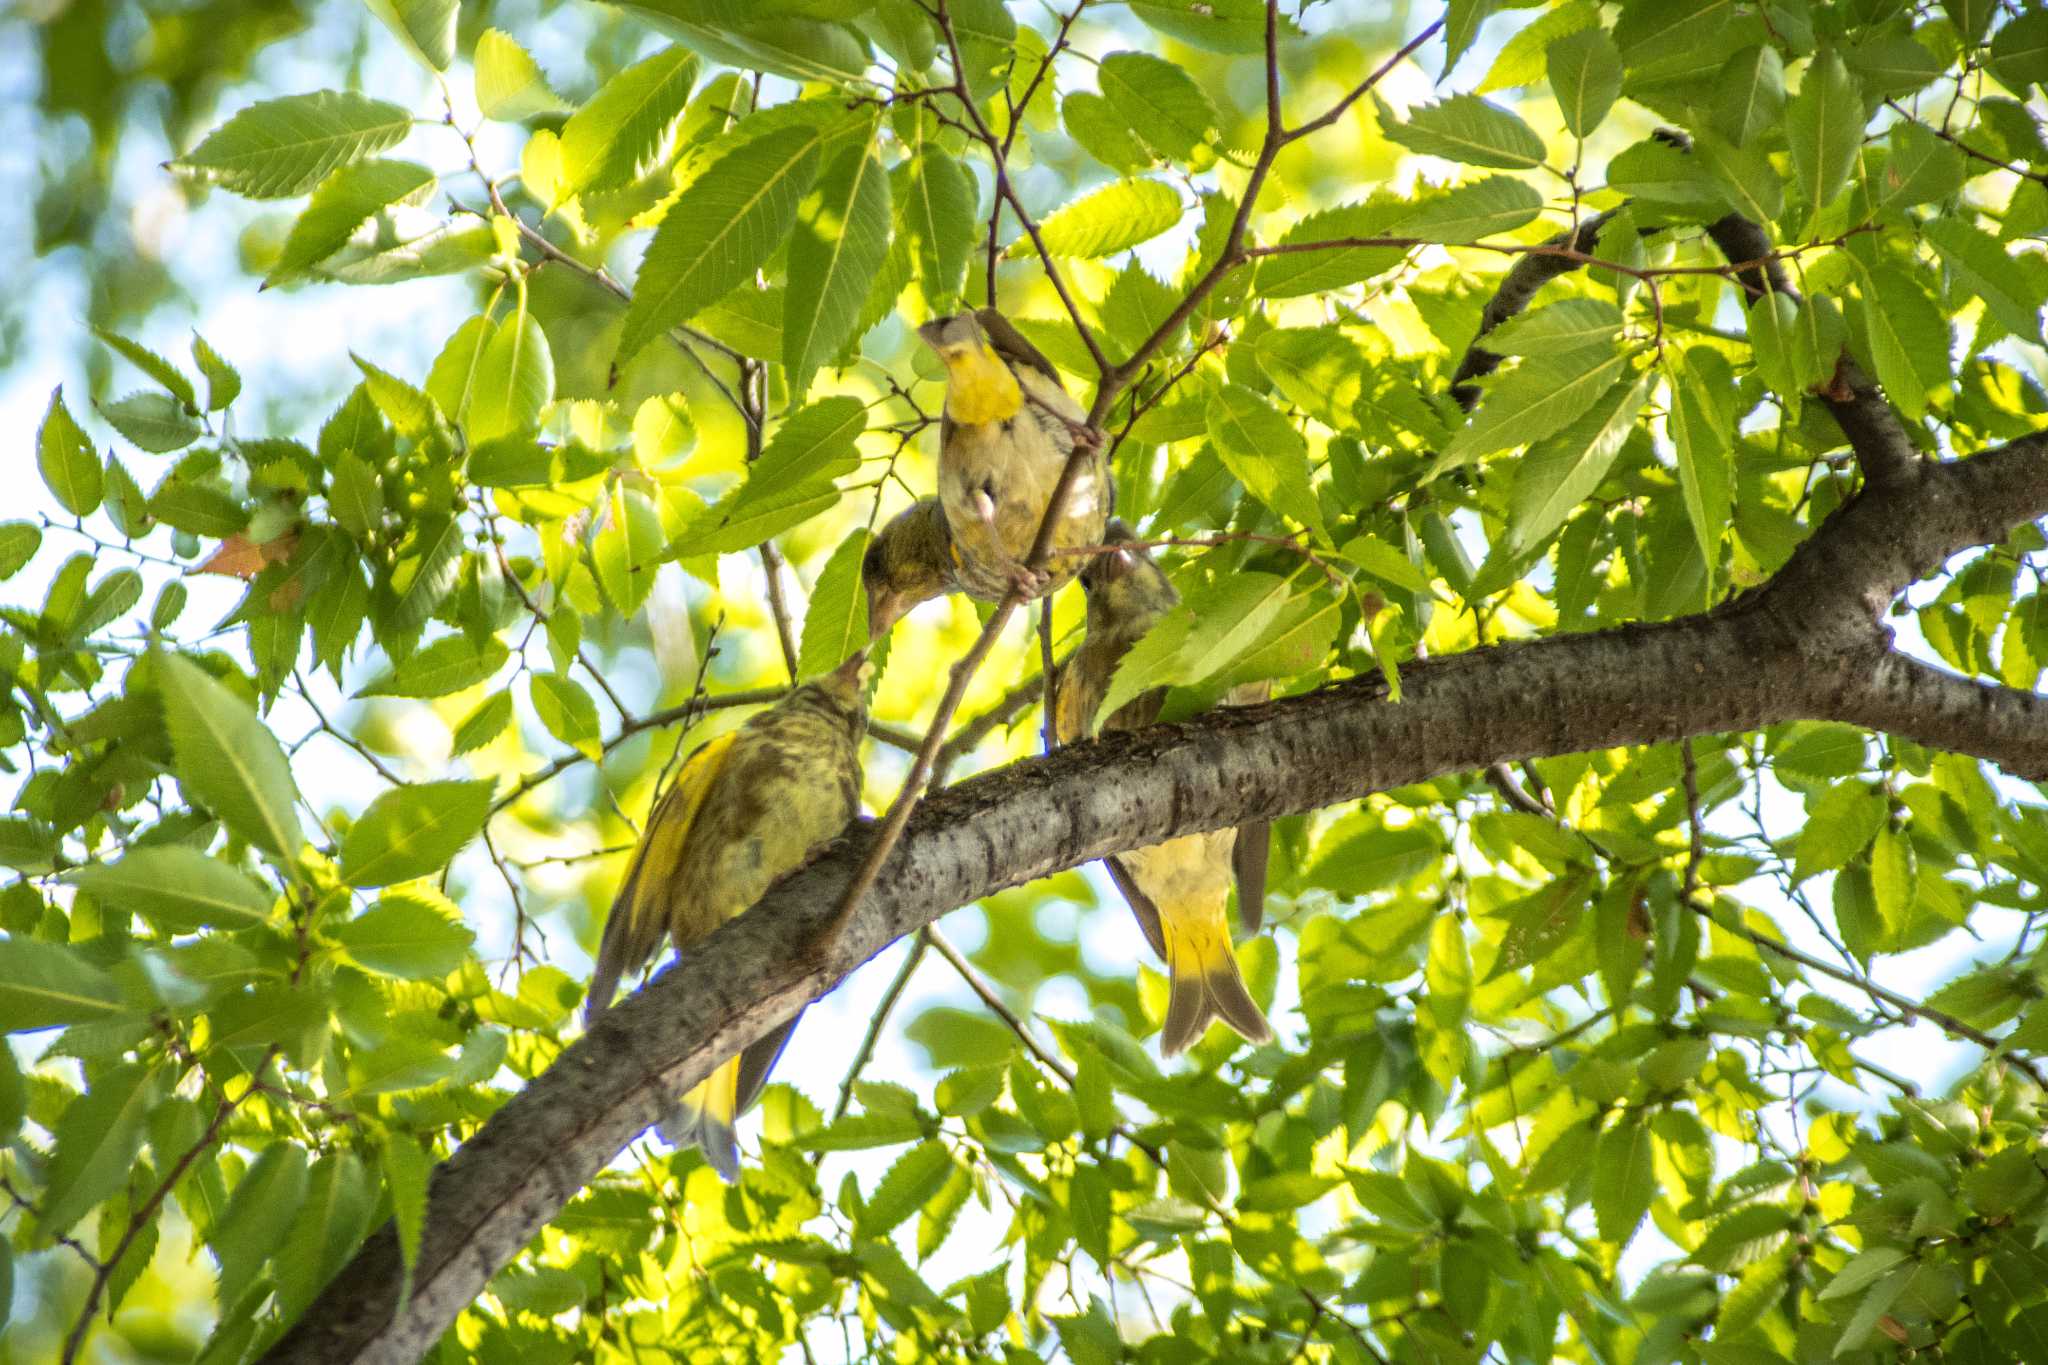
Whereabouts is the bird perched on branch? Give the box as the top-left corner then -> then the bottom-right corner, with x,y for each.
918,308 -> 1109,602
862,497 -> 959,636
1053,528 -> 1274,1055
584,655 -> 868,1181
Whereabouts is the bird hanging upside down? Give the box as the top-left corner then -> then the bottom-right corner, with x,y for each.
918,309 -> 1109,602
1053,527 -> 1274,1056
584,654 -> 868,1181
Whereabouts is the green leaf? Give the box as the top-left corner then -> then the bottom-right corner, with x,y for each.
383,1136 -> 432,1304
93,328 -> 197,410
1605,138 -> 1730,216
1098,50 -> 1218,161
1099,572 -> 1291,722
1592,1112 -> 1656,1246
1548,28 -> 1621,138
1877,121 -> 1966,216
1380,94 -> 1547,168
856,1140 -> 954,1240
273,1152 -> 373,1316
1507,371 -> 1649,554
1063,91 -> 1150,172
1712,44 -> 1787,147
1206,388 -> 1326,541
1694,129 -> 1783,224
1785,50 -> 1863,227
158,652 -> 303,862
901,146 -> 974,310
1747,290 -> 1821,400
1669,349 -> 1733,588
785,142 -> 892,388
366,0 -> 457,69
467,312 -> 554,443
330,891 -> 477,978
450,691 -> 514,756
1436,345 -> 1634,472
1391,175 -> 1544,242
594,484 -> 666,615
1022,177 -> 1182,259
1845,35 -> 1946,103
1483,297 -> 1623,357
171,91 -> 414,199
685,396 -> 866,555
339,779 -> 493,888
1342,532 -> 1433,595
1852,264 -> 1949,419
40,1063 -> 162,1236
1254,200 -> 1406,298
38,389 -> 102,516
474,28 -> 570,120
617,122 -> 823,364
1925,217 -> 2044,341
560,45 -> 699,194
0,522 -> 40,580
1794,781 -> 1887,881
385,513 -> 464,633
352,353 -> 441,438
530,672 -> 600,755
356,634 -> 510,699
211,1142 -> 310,1310
799,529 -> 871,681
64,847 -> 273,933
98,391 -> 201,453
1990,10 -> 2048,92
0,938 -> 130,1030
268,159 -> 435,284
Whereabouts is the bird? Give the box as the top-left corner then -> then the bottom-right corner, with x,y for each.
862,496 -> 960,637
1053,527 -> 1274,1056
584,654 -> 868,1181
917,308 -> 1110,602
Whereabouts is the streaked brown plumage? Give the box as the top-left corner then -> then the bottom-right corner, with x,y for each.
1053,528 -> 1273,1056
585,656 -> 867,1180
919,309 -> 1110,601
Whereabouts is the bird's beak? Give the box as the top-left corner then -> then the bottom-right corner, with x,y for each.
867,587 -> 909,638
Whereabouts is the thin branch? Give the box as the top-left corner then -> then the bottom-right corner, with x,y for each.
830,934 -> 929,1120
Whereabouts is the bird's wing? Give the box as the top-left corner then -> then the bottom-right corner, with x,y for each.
1104,855 -> 1168,959
974,308 -> 1064,388
1231,822 -> 1269,935
584,729 -> 741,1024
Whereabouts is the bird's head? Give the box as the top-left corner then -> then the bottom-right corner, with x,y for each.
863,499 -> 958,636
918,313 -> 1022,424
1078,520 -> 1178,635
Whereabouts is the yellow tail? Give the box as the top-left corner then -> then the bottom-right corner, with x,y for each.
1159,903 -> 1273,1057
658,1056 -> 741,1182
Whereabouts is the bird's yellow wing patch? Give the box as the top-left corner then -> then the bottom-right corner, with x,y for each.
620,730 -> 739,937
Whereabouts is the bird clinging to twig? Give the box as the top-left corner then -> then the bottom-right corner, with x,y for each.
584,655 -> 869,1181
1053,527 -> 1274,1056
918,308 -> 1109,602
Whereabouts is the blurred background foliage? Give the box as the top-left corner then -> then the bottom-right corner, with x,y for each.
2,0 -> 2048,1361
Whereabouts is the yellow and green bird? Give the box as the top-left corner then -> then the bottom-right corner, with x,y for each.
918,309 -> 1109,602
584,655 -> 868,1181
862,496 -> 960,636
1054,529 -> 1273,1056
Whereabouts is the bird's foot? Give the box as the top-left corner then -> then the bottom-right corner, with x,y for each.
1062,417 -> 1105,452
1005,560 -> 1052,598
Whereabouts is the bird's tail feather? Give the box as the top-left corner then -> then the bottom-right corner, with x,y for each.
657,1056 -> 742,1182
1159,910 -> 1273,1057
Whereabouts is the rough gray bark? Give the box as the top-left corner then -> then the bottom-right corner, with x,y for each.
264,431 -> 2048,1364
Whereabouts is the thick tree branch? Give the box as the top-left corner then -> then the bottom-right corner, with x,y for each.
265,430 -> 2048,1363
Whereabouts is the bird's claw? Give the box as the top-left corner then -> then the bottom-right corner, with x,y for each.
1007,561 -> 1052,598
1064,419 -> 1104,452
